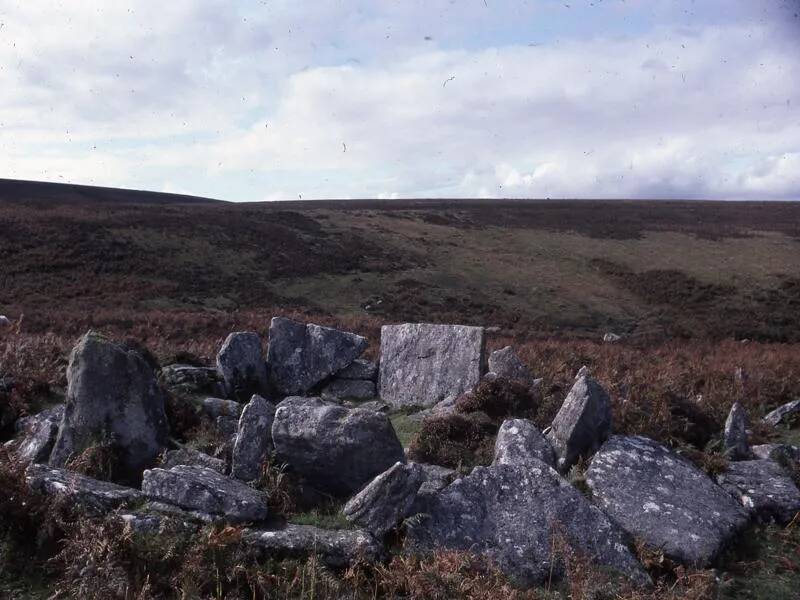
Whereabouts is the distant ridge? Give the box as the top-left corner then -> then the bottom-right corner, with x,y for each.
0,178 -> 223,205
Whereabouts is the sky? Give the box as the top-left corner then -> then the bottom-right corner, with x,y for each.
0,0 -> 799,201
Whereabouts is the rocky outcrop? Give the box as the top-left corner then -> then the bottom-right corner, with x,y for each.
272,397 -> 404,497
546,375 -> 612,473
161,448 -> 226,474
320,379 -> 376,403
586,436 -> 748,566
379,323 -> 485,409
15,405 -> 64,465
343,462 -> 424,536
267,317 -> 368,396
26,464 -> 142,516
723,402 -> 750,460
231,395 -> 276,481
216,332 -> 269,402
717,460 -> 800,524
141,465 -> 268,522
335,359 -> 378,381
243,524 -> 384,567
762,399 -> 800,427
49,332 -> 169,479
493,418 -> 555,468
406,461 -> 648,587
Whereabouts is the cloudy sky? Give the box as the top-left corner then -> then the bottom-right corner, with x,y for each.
1,1 -> 798,201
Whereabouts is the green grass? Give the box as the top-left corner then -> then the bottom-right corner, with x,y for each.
288,508 -> 352,530
390,412 -> 424,448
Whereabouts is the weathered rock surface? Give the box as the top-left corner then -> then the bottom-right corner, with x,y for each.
379,323 -> 485,409
141,465 -> 268,522
26,464 -> 142,515
717,459 -> 800,524
406,461 -> 648,587
231,395 -> 276,481
335,359 -> 378,381
243,524 -> 384,567
762,399 -> 800,427
493,418 -> 556,468
723,402 -> 750,460
575,365 -> 591,379
216,332 -> 269,402
751,443 -> 800,463
343,462 -> 424,536
267,317 -> 368,396
15,405 -> 64,465
160,364 -> 223,397
162,448 -> 226,474
546,375 -> 612,472
202,397 -> 243,419
272,397 -> 404,497
487,346 -> 533,384
49,332 -> 169,478
320,378 -> 376,403
586,436 -> 748,566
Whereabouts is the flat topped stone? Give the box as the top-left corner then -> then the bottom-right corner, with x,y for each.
267,317 -> 368,396
586,435 -> 748,566
717,459 -> 800,524
379,323 -> 485,409
142,465 -> 268,522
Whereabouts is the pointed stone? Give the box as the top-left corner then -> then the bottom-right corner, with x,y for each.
723,402 -> 750,460
231,395 -> 276,481
493,418 -> 555,468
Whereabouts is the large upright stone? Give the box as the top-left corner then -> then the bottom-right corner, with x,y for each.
231,395 -> 277,481
216,332 -> 269,402
406,461 -> 648,587
493,418 -> 555,468
586,436 -> 748,566
49,332 -> 169,478
723,402 -> 750,460
546,375 -> 612,472
379,323 -> 485,409
272,397 -> 404,497
267,317 -> 368,396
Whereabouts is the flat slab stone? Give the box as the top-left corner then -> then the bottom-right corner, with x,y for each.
586,436 -> 748,566
379,323 -> 485,409
406,461 -> 648,587
717,459 -> 800,524
141,465 -> 268,522
267,317 -> 368,396
243,524 -> 384,567
26,464 -> 142,516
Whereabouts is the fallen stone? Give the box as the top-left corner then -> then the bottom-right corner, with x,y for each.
141,465 -> 268,522
162,448 -> 226,474
762,399 -> 800,427
49,331 -> 169,478
493,418 -> 556,468
15,405 -> 64,465
406,461 -> 648,587
717,459 -> 800,524
160,364 -> 223,397
231,395 -> 277,481
267,317 -> 368,396
335,359 -> 378,381
26,464 -> 142,516
586,436 -> 748,566
272,397 -> 404,497
243,524 -> 384,568
723,402 -> 750,460
379,323 -> 485,409
343,462 -> 424,536
202,397 -> 243,419
546,375 -> 612,473
216,332 -> 269,402
320,378 -> 376,403
751,443 -> 800,463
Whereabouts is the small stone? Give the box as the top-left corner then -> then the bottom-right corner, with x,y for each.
202,397 -> 243,419
14,405 -> 64,465
216,332 -> 269,402
762,399 -> 800,427
487,346 -> 534,384
335,359 -> 378,381
320,379 -> 376,402
751,443 -> 800,463
162,448 -> 226,474
493,418 -> 556,468
231,395 -> 277,481
602,333 -> 622,343
723,402 -> 750,460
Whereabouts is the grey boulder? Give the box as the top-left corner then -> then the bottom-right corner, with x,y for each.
751,443 -> 800,463
160,364 -> 223,397
231,395 -> 277,481
335,359 -> 378,381
410,463 -> 458,516
26,464 -> 142,516
267,317 -> 368,396
487,346 -> 534,384
343,462 -> 424,536
243,524 -> 384,567
161,448 -> 226,474
49,332 -> 169,478
723,402 -> 750,460
493,418 -> 556,468
762,399 -> 800,427
405,461 -> 648,587
717,459 -> 800,524
15,405 -> 64,465
201,397 -> 243,419
320,378 -> 376,403
216,332 -> 269,402
141,465 -> 268,522
546,375 -> 612,473
379,323 -> 485,409
272,397 -> 404,497
586,436 -> 748,566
